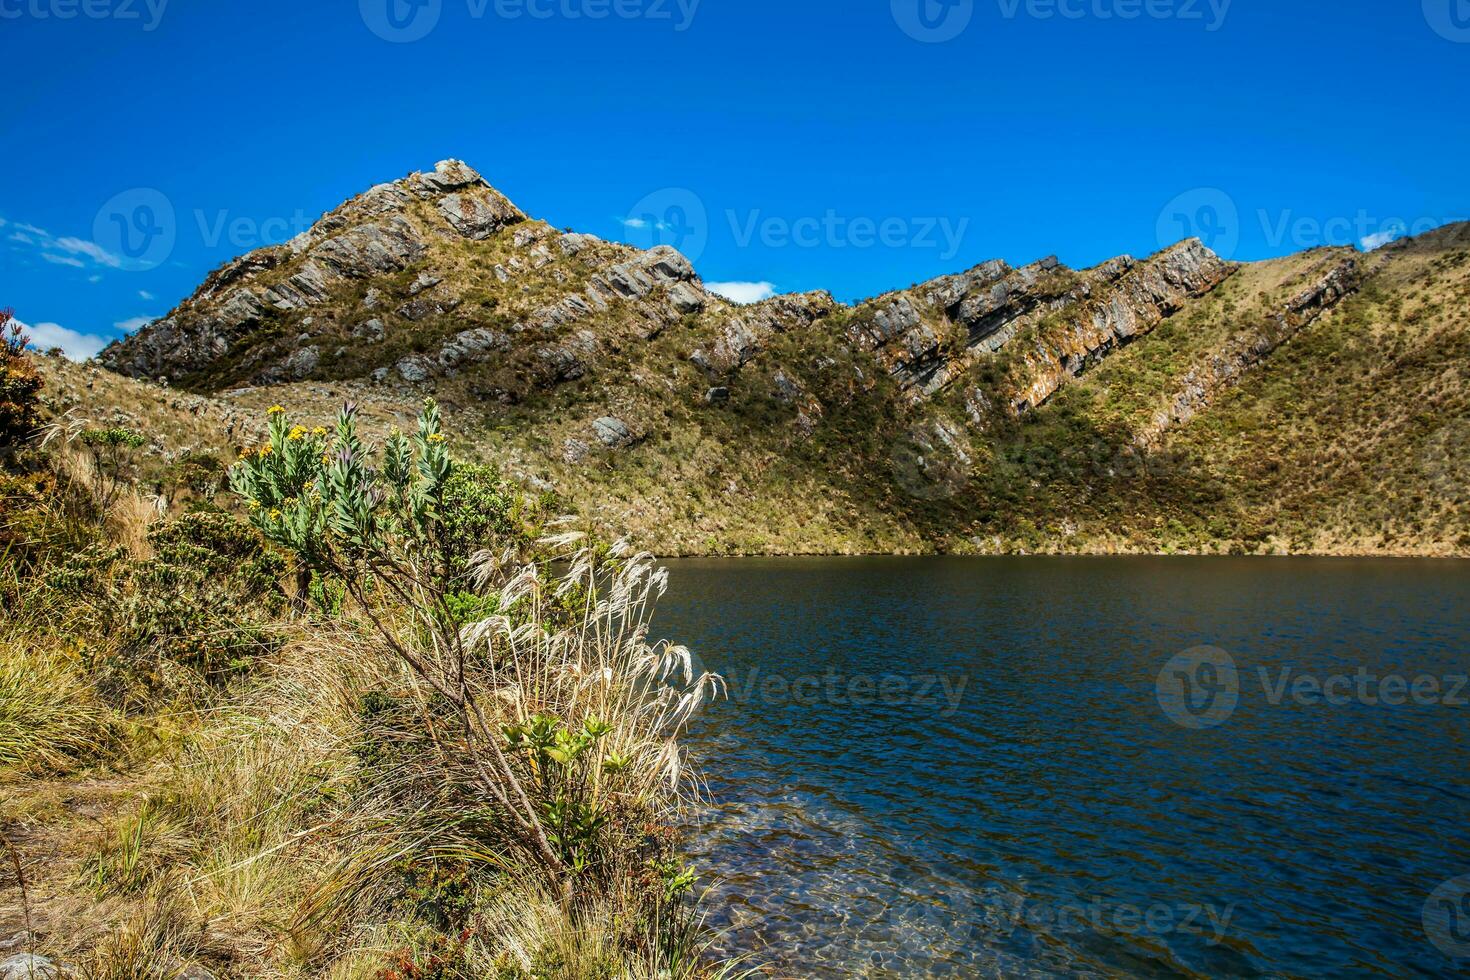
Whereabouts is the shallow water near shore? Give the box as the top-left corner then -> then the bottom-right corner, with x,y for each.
654,556 -> 1470,978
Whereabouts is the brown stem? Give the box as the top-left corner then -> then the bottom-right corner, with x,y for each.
1,830 -> 34,959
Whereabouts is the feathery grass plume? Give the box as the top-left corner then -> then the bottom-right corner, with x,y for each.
229,399 -> 731,975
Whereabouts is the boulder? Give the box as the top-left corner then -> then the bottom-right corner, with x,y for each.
0,955 -> 61,980
592,417 -> 632,447
397,356 -> 431,383
439,191 -> 522,240
410,159 -> 488,197
704,387 -> 730,405
668,282 -> 705,314
283,346 -> 319,380
352,318 -> 385,342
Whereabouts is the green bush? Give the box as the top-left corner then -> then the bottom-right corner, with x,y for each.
46,512 -> 286,698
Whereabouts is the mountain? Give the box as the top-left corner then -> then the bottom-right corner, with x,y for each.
90,160 -> 1470,556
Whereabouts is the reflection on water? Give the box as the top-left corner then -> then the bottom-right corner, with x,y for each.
654,557 -> 1470,978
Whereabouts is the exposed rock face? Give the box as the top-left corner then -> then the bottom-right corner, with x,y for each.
700,291 -> 838,374
845,239 -> 1234,410
99,160 -> 523,380
98,159 -> 1278,493
1140,256 -> 1361,444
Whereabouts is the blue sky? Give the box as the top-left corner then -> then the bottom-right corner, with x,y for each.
2,0 -> 1467,358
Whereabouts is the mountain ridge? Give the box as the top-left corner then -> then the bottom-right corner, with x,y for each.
87,159 -> 1470,557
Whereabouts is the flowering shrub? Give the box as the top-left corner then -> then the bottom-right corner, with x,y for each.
229,400 -> 458,598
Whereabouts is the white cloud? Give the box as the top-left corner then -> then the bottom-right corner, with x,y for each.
3,219 -> 123,271
114,316 -> 159,335
13,319 -> 110,361
89,275 -> 103,284
139,290 -> 155,300
706,281 -> 778,304
1360,227 -> 1404,251
54,236 -> 122,268
620,217 -> 650,229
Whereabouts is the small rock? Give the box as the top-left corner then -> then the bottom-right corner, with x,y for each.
0,954 -> 61,980
352,318 -> 386,342
773,370 -> 801,402
408,271 -> 442,295
396,356 -> 431,383
284,345 -> 319,380
592,417 -> 632,447
362,287 -> 383,310
562,438 -> 591,463
558,232 -> 599,256
371,366 -> 390,383
704,387 -> 730,405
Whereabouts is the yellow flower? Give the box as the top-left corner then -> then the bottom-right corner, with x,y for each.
288,426 -> 307,441
427,433 -> 447,444
248,500 -> 261,511
258,444 -> 274,457
268,405 -> 286,415
312,426 -> 328,437
269,509 -> 282,521
322,453 -> 332,466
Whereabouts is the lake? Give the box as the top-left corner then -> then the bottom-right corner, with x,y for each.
654,557 -> 1470,978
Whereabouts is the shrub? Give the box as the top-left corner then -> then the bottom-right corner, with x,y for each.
46,512 -> 286,698
0,309 -> 42,455
79,426 -> 147,511
162,449 -> 226,507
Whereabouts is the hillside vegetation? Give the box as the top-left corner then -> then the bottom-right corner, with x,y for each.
2,316 -> 738,978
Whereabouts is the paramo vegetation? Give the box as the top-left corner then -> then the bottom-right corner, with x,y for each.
0,316 -> 740,980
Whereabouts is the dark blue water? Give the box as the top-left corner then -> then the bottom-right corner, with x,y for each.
654,557 -> 1470,978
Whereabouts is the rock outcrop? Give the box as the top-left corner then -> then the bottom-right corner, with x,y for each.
1140,256 -> 1361,444
841,238 -> 1234,411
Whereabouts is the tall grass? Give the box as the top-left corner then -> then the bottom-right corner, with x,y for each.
0,628 -> 116,777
